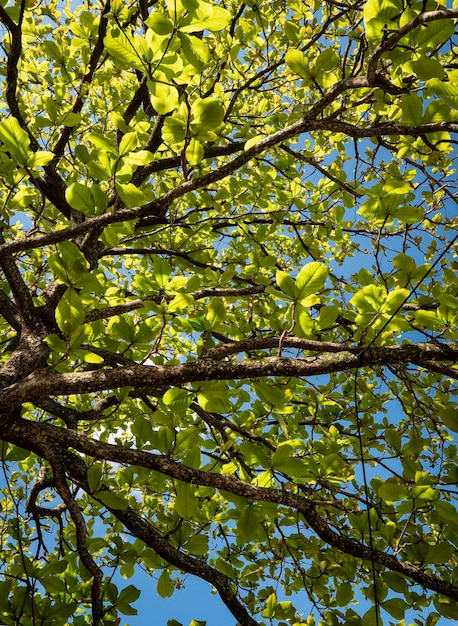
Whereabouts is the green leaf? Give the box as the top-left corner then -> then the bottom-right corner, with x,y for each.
146,13 -> 174,35
178,32 -> 211,69
205,298 -> 226,327
382,598 -> 409,620
395,205 -> 424,223
104,28 -> 145,70
87,463 -> 103,492
314,48 -> 339,74
178,3 -> 231,32
197,385 -> 232,413
0,117 -> 31,164
285,49 -> 312,81
335,582 -> 353,606
185,138 -> 204,165
87,130 -> 117,154
414,310 -> 444,331
115,182 -> 147,207
363,0 -> 400,42
162,387 -> 192,411
381,288 -> 409,314
237,505 -> 260,542
149,81 -> 180,115
157,570 -> 175,598
55,287 -> 85,334
166,293 -> 194,313
119,131 -> 139,156
378,482 -> 409,503
184,535 -> 208,555
255,381 -> 290,407
434,598 -> 458,619
94,490 -> 129,509
65,182 -> 94,215
162,115 -> 187,146
276,270 -> 296,299
118,584 -> 141,605
317,305 -> 339,329
123,149 -> 155,166
153,256 -> 171,288
400,93 -> 423,126
174,481 -> 198,519
27,151 -> 55,168
262,592 -> 277,619
413,19 -> 455,49
60,111 -> 82,127
191,98 -> 225,132
426,76 -> 458,97
244,135 -> 266,151
408,56 -> 445,80
350,285 -> 384,313
434,500 -> 458,522
295,262 -> 328,299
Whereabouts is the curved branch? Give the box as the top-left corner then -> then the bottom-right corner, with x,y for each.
112,506 -> 260,626
6,418 -> 458,602
0,109 -> 456,259
1,3 -> 28,128
367,8 -> 458,83
46,443 -> 261,626
51,0 -> 112,161
46,446 -> 104,625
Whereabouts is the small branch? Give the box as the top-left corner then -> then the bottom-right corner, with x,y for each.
51,0 -> 112,161
203,337 -> 356,360
47,446 -> 104,625
367,8 -> 458,84
281,145 -> 363,198
26,468 -> 66,519
1,2 -> 29,128
191,402 -> 276,451
411,358 -> 458,381
83,286 -> 264,324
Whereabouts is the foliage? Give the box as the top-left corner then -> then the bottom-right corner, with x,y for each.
0,0 -> 457,625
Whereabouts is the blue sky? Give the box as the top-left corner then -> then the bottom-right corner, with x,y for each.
117,572 -> 235,626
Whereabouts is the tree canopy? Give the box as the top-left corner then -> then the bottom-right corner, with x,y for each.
0,0 -> 457,624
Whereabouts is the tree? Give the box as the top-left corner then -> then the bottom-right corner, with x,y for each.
0,0 -> 457,624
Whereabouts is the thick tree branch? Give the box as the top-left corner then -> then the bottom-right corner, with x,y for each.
0,289 -> 22,330
0,329 -> 48,387
2,343 -> 456,411
0,233 -> 38,328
